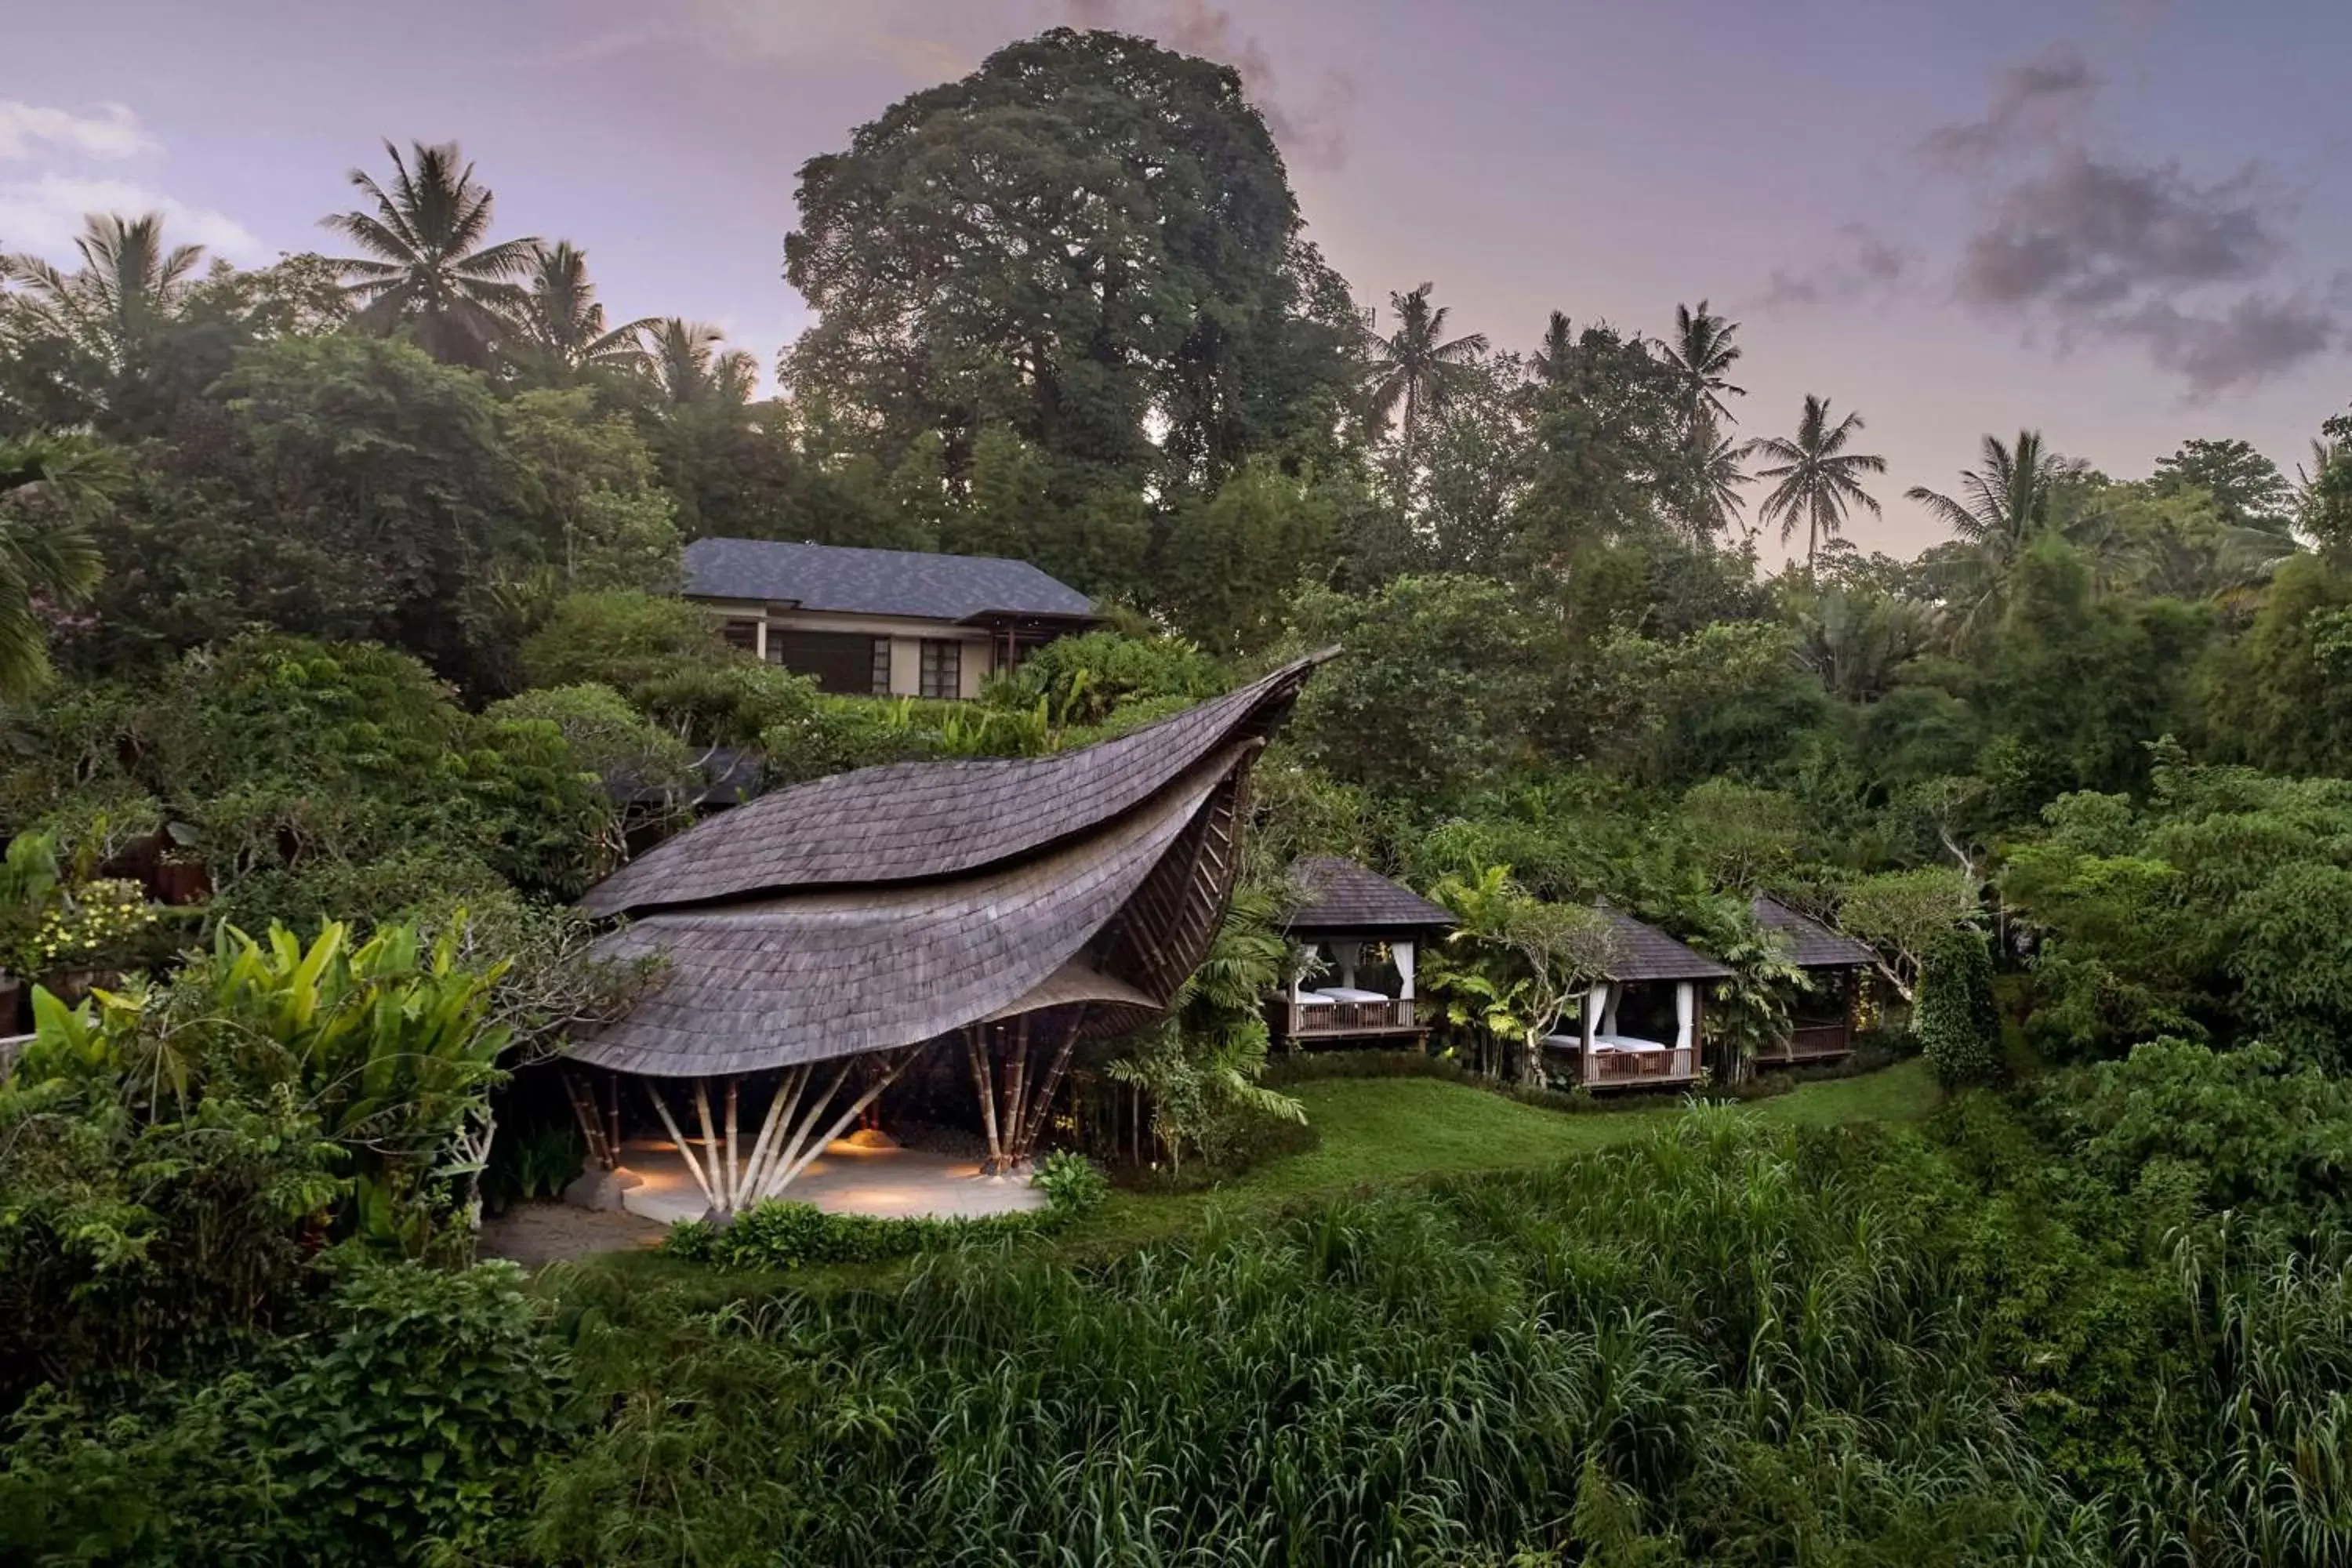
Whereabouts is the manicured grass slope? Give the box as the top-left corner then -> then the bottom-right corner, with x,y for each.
1066,1058 -> 1937,1247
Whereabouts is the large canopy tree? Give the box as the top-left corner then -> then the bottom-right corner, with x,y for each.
782,27 -> 1352,509
323,140 -> 541,368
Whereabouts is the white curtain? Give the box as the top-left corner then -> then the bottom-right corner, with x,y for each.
1582,984 -> 1608,1040
1602,985 -> 1621,1036
1674,982 -> 1696,1052
1331,940 -> 1362,991
1393,941 -> 1417,1000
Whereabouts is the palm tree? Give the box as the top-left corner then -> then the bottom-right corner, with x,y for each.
505,242 -> 654,385
2296,437 -> 2343,521
1682,415 -> 1749,539
321,140 -> 541,367
648,319 -> 757,409
1363,283 -> 1487,470
1906,430 -> 2074,631
1744,395 -> 1886,570
1530,310 -> 1575,387
0,434 -> 111,700
2,212 -> 205,368
1660,300 -> 1744,425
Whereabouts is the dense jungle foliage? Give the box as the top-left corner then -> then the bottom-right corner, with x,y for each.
5,24 -> 2352,1565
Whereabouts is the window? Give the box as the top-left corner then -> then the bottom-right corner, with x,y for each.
766,630 -> 893,696
920,639 -> 962,700
718,619 -> 759,654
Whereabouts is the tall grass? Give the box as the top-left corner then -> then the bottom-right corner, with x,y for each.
531,1108 -> 2227,1566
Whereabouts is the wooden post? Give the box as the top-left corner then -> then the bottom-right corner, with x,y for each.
760,1060 -> 854,1200
693,1080 -> 724,1207
998,1017 -> 1030,1172
736,1065 -> 804,1207
764,1048 -> 923,1195
1014,1008 -> 1086,1163
602,1070 -> 623,1161
642,1080 -> 720,1212
562,1067 -> 615,1172
968,1027 -> 1003,1169
723,1078 -> 741,1211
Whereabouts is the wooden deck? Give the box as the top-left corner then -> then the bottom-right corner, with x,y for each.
1757,1022 -> 1853,1067
1578,1044 -> 1700,1089
1281,997 -> 1424,1040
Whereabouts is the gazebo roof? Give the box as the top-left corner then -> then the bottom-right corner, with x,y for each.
1283,855 -> 1454,936
568,653 -> 1333,1077
1752,894 -> 1876,969
1594,904 -> 1734,982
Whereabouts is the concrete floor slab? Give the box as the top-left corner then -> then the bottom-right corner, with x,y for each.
612,1137 -> 1049,1225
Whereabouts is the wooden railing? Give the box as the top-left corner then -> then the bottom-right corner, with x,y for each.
1287,997 -> 1420,1036
1581,1046 -> 1698,1087
1762,1022 -> 1852,1065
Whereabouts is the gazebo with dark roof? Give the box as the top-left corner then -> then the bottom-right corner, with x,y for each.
1274,856 -> 1454,1044
1752,894 -> 1875,1066
1544,905 -> 1733,1091
561,653 -> 1330,1218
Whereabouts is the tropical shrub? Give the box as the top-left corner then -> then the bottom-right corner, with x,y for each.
1916,925 -> 1999,1087
0,1260 -> 574,1567
0,918 -> 514,1406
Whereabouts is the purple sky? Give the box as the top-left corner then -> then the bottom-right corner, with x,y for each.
8,0 -> 2350,557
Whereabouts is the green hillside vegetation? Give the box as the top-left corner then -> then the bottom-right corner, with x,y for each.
4,23 -> 2352,1565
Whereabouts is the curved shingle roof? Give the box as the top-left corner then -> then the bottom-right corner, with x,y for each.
1752,895 -> 1877,969
580,652 -> 1330,917
1284,856 -> 1454,935
684,538 -> 1095,620
570,749 -> 1248,1076
569,654 -> 1332,1076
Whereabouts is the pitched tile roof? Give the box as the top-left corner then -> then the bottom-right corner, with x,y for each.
683,537 -> 1095,621
1594,904 -> 1734,982
1283,856 -> 1455,935
1752,894 -> 1877,969
579,653 -> 1331,917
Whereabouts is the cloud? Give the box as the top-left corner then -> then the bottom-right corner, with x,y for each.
1918,45 -> 2096,170
1762,223 -> 1914,309
2113,293 -> 2337,394
1054,0 -> 1358,171
1955,154 -> 2281,311
0,174 -> 270,266
0,101 -> 155,162
1909,45 -> 2336,395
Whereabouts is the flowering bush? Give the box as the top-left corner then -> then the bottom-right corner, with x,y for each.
28,878 -> 158,971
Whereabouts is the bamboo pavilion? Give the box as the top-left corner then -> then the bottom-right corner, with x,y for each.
561,652 -> 1330,1218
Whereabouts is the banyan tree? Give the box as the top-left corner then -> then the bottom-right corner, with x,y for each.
561,653 -> 1329,1218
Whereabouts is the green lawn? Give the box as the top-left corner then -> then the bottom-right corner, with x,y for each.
1061,1058 -> 1940,1250
565,1059 -> 1941,1280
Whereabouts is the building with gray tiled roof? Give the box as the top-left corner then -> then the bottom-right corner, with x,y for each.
1274,857 -> 1454,1046
681,537 -> 1099,700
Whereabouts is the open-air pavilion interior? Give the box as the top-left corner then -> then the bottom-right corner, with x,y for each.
1542,904 -> 1735,1089
1751,893 -> 1877,1065
559,652 -> 1330,1223
1274,855 -> 1454,1046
